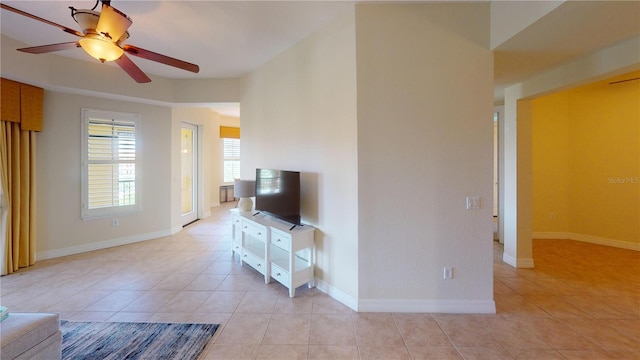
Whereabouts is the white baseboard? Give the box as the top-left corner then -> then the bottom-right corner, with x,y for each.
314,278 -> 496,314
314,278 -> 358,311
358,299 -> 496,314
171,225 -> 183,235
36,229 -> 173,261
532,232 -> 570,239
502,253 -> 535,268
533,232 -> 640,251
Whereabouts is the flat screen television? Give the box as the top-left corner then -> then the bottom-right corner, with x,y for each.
255,168 -> 301,225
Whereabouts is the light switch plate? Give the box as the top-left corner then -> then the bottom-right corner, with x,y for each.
443,267 -> 453,280
466,196 -> 480,210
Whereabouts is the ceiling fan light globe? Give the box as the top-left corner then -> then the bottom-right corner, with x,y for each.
73,10 -> 100,35
96,5 -> 133,43
79,34 -> 123,62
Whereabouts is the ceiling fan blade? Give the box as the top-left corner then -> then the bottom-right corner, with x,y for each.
123,45 -> 200,73
18,42 -> 80,54
115,54 -> 151,83
0,3 -> 84,38
96,4 -> 132,43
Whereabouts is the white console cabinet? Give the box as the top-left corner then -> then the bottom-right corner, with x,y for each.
230,209 -> 315,297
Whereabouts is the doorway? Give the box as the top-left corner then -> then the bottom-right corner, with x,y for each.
493,106 -> 503,242
493,111 -> 499,217
181,123 -> 199,226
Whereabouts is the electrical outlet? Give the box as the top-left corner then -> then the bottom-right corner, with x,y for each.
443,267 -> 453,280
111,218 -> 119,227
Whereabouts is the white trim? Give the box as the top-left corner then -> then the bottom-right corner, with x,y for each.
533,232 -> 640,251
502,252 -> 535,268
181,122 -> 200,226
358,299 -> 496,314
36,229 -> 172,261
171,225 -> 184,235
314,278 -> 358,311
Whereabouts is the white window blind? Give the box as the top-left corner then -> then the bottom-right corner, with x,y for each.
82,109 -> 140,219
223,138 -> 240,183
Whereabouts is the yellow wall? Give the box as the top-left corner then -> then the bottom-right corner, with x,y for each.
533,71 -> 640,245
532,92 -> 571,232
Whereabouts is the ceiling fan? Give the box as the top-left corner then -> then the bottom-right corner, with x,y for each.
0,0 -> 199,83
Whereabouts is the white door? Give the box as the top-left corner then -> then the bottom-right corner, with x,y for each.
493,112 -> 499,217
181,123 -> 198,226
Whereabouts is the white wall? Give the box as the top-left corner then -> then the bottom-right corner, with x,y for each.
36,91 -> 173,258
31,97 -> 233,259
239,14 -> 359,304
355,3 -> 495,313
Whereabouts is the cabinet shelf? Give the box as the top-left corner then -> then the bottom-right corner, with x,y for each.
244,236 -> 265,260
270,245 -> 311,272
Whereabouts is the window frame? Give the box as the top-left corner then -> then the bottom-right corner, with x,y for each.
81,108 -> 141,220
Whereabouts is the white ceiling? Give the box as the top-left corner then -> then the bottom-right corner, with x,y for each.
2,1 -> 639,108
493,1 -> 640,90
0,0 -> 355,79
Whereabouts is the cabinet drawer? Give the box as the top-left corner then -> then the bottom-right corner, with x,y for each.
232,214 -> 242,227
270,228 -> 291,251
243,252 -> 266,275
271,263 -> 290,285
232,240 -> 242,254
242,220 -> 267,241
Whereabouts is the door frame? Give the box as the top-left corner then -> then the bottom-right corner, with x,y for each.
181,122 -> 201,226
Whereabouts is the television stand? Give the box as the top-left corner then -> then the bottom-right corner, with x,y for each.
230,209 -> 315,297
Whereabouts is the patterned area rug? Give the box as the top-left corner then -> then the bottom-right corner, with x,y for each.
61,321 -> 219,360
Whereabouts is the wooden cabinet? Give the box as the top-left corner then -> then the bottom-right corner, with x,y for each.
231,209 -> 315,297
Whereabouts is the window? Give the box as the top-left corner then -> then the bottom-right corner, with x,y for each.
81,109 -> 140,219
223,138 -> 240,183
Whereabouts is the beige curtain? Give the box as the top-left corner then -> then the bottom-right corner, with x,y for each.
0,121 -> 36,275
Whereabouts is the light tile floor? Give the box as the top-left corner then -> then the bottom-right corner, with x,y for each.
1,202 -> 638,359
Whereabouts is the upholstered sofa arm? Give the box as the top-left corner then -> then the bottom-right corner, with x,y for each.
0,312 -> 61,360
